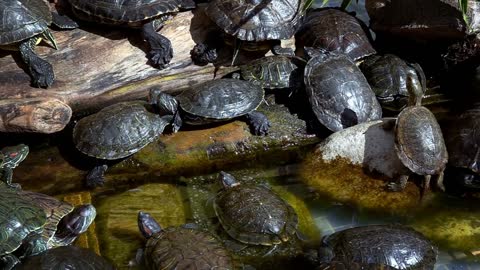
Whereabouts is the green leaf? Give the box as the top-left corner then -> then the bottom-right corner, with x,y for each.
320,0 -> 329,7
459,0 -> 469,24
303,0 -> 315,11
340,0 -> 352,9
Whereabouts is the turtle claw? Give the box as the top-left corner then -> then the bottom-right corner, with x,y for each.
148,46 -> 173,69
190,43 -> 218,65
245,111 -> 270,136
26,54 -> 54,88
85,165 -> 108,188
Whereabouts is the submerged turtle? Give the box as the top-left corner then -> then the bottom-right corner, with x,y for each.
304,48 -> 382,132
0,0 -> 78,88
150,78 -> 270,135
0,182 -> 96,270
15,246 -> 115,270
191,0 -> 311,65
359,54 -> 427,111
213,171 -> 298,246
137,212 -> 233,270
73,100 -> 171,188
318,225 -> 437,270
0,144 -> 29,188
66,0 -> 196,69
296,8 -> 376,61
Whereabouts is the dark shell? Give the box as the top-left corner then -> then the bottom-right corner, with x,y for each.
320,225 -> 437,270
316,262 -> 396,270
69,0 -> 183,24
0,0 -> 52,45
15,246 -> 115,270
177,78 -> 264,120
214,185 -> 298,245
395,106 -> 448,175
144,226 -> 233,270
240,55 -> 303,89
205,0 -> 307,41
73,101 -> 169,160
304,50 -> 382,132
296,9 -> 376,61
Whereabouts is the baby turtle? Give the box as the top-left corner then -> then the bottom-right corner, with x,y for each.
213,171 -> 298,246
73,100 -> 171,188
15,246 -> 115,270
150,78 -> 270,136
0,144 -> 29,189
137,212 -> 233,270
66,0 -> 196,69
318,225 -> 437,270
0,0 -> 77,88
304,48 -> 382,132
296,8 -> 376,61
391,74 -> 448,195
0,182 -> 96,270
359,54 -> 427,111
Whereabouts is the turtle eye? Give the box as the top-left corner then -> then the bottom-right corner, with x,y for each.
9,152 -> 18,158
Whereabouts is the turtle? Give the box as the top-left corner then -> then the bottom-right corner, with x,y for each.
359,54 -> 427,112
0,144 -> 29,189
73,100 -> 171,188
213,171 -> 298,246
66,0 -> 196,69
0,182 -> 96,270
318,224 -> 438,270
149,78 -> 270,136
14,246 -> 115,270
316,262 -> 397,270
137,212 -> 234,270
303,48 -> 382,132
390,72 -> 448,195
295,8 -> 376,61
0,0 -> 78,88
190,0 -> 311,65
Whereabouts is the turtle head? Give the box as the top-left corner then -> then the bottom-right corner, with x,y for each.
218,171 -> 240,188
1,144 -> 29,169
54,204 -> 96,246
406,62 -> 426,107
149,88 -> 179,116
138,211 -> 162,239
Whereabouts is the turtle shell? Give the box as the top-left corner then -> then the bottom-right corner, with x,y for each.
304,50 -> 382,132
395,106 -> 448,175
16,246 -> 115,270
144,226 -> 233,270
240,55 -> 303,89
0,0 -> 52,45
296,9 -> 376,61
205,0 -> 307,41
214,184 -> 298,246
177,78 -> 264,121
73,101 -> 169,160
320,225 -> 437,269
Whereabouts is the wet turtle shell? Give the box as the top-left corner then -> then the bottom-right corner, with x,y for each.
205,0 -> 307,42
304,49 -> 382,132
73,101 -> 169,160
143,225 -> 233,270
214,184 -> 298,246
296,9 -> 376,61
319,225 -> 437,269
176,78 -> 264,123
395,106 -> 448,175
15,246 -> 115,270
239,55 -> 304,89
0,0 -> 52,45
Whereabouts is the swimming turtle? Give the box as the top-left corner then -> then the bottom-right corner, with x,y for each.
390,74 -> 448,195
190,0 -> 311,65
137,212 -> 234,270
318,225 -> 437,270
295,8 -> 376,61
0,144 -> 29,189
304,48 -> 382,132
0,0 -> 78,88
150,78 -> 270,135
73,100 -> 171,188
66,0 -> 196,69
0,182 -> 96,270
15,246 -> 115,270
213,171 -> 298,246
359,54 -> 427,111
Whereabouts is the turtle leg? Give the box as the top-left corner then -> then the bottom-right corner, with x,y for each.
272,40 -> 294,56
436,171 -> 446,191
19,38 -> 54,88
386,174 -> 409,191
243,111 -> 270,136
85,164 -> 108,188
420,175 -> 431,199
20,234 -> 48,258
51,11 -> 78,29
1,168 -> 21,189
142,20 -> 172,69
1,254 -> 20,270
190,31 -> 223,65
